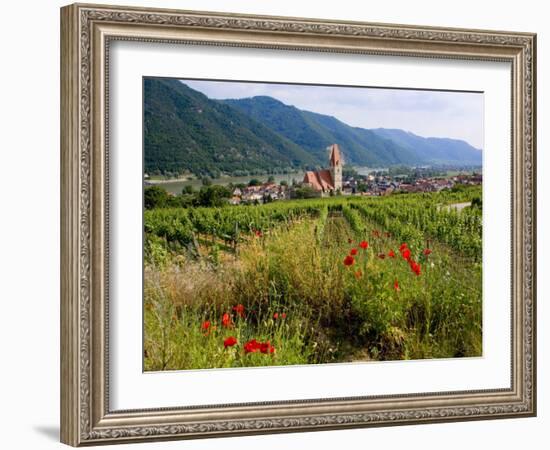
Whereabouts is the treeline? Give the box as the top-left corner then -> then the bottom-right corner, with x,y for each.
145,176 -> 324,210
145,185 -> 232,209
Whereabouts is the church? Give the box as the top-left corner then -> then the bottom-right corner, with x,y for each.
302,144 -> 343,195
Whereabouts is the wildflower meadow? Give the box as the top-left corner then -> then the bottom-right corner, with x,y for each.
144,187 -> 482,371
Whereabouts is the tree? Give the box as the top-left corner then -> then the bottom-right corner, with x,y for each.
451,184 -> 468,193
195,185 -> 231,207
182,185 -> 194,195
201,176 -> 212,186
267,175 -> 275,184
248,178 -> 261,187
144,185 -> 171,209
293,186 -> 319,199
471,196 -> 482,209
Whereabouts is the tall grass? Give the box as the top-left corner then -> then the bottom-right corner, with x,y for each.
144,205 -> 482,370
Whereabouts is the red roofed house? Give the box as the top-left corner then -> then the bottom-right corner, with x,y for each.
302,144 -> 343,195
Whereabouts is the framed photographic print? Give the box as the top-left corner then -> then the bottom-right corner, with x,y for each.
60,3 -> 537,446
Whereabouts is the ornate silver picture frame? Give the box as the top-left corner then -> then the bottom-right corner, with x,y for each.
60,3 -> 536,446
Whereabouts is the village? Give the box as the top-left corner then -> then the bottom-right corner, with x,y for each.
228,144 -> 482,206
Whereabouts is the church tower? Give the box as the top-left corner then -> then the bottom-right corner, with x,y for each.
329,144 -> 342,191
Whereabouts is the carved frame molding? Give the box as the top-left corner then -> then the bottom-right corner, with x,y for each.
60,3 -> 536,446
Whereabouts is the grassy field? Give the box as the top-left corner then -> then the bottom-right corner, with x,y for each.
144,188 -> 482,371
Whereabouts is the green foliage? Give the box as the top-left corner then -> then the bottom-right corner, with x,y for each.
342,205 -> 365,235
144,185 -> 172,209
351,187 -> 482,259
224,96 -> 419,166
145,198 -> 326,253
451,184 -> 469,193
144,187 -> 482,257
144,234 -> 170,268
471,196 -> 482,210
144,287 -> 315,371
144,208 -> 194,252
144,185 -> 196,210
144,78 -> 316,177
196,185 -> 231,207
144,187 -> 483,369
292,186 -> 320,199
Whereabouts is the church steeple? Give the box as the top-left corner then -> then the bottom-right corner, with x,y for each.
329,144 -> 341,167
329,144 -> 342,191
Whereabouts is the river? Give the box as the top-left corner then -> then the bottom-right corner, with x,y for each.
148,172 -> 305,194
149,166 -> 388,195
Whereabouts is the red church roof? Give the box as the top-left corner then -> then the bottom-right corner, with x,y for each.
302,144 -> 342,192
303,169 -> 334,192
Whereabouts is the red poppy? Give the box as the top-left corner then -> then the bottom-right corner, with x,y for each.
359,240 -> 369,249
378,253 -> 386,259
243,339 -> 261,354
388,249 -> 396,258
354,270 -> 362,279
260,341 -> 275,354
350,248 -> 358,256
233,304 -> 245,318
273,312 -> 279,319
244,339 -> 275,354
399,243 -> 408,252
224,336 -> 238,348
343,255 -> 355,266
410,261 -> 421,276
423,248 -> 432,256
254,229 -> 262,237
401,248 -> 411,260
201,320 -> 211,331
394,279 -> 400,291
221,313 -> 232,328
281,312 -> 287,319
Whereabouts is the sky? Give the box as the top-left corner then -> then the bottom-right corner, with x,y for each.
182,79 -> 484,150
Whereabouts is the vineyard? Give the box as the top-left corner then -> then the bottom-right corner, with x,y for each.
144,186 -> 482,371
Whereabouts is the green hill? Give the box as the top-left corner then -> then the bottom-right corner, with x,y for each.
144,79 -> 482,176
144,78 -> 317,177
224,96 -> 418,166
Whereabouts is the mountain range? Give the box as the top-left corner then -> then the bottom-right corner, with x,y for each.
144,78 -> 482,176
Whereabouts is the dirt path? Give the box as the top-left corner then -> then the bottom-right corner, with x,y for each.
322,216 -> 353,249
442,202 -> 471,212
